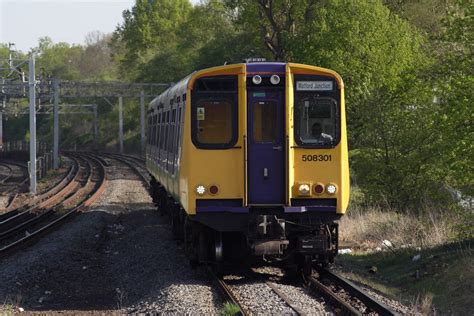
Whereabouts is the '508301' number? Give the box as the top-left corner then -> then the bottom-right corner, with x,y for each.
302,154 -> 331,162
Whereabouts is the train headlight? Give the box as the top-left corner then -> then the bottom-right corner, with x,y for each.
270,74 -> 280,85
298,184 -> 311,196
252,75 -> 262,85
326,184 -> 337,195
196,185 -> 206,195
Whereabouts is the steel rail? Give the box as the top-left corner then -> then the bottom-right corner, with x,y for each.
308,275 -> 362,315
318,269 -> 400,316
0,163 -> 13,183
265,281 -> 305,315
101,153 -> 150,190
1,159 -> 76,216
0,161 -> 79,222
208,269 -> 247,316
0,157 -> 78,225
0,156 -> 87,241
0,161 -> 29,195
0,153 -> 107,258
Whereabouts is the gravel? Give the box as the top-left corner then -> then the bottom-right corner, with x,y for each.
228,280 -> 296,315
0,157 -> 221,314
250,266 -> 334,315
0,155 -> 411,315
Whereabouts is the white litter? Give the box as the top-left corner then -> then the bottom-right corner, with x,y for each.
412,254 -> 421,261
338,248 -> 352,254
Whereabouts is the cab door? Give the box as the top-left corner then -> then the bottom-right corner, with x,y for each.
247,89 -> 285,205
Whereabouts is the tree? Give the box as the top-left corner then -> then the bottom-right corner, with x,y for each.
112,0 -> 192,80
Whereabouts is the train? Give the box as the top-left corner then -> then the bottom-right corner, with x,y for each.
146,61 -> 349,274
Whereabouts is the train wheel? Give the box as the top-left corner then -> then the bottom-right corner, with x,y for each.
302,255 -> 313,277
213,231 -> 224,275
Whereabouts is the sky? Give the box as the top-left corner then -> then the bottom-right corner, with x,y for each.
0,0 -> 199,53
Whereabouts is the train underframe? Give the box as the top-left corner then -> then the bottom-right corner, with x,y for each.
151,179 -> 340,274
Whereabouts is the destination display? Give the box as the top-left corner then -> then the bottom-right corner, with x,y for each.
296,81 -> 333,91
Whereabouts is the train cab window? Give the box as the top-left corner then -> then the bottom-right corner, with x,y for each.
195,100 -> 232,144
252,101 -> 277,143
191,75 -> 238,149
295,97 -> 339,147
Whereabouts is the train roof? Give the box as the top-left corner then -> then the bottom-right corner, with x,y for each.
148,62 -> 343,110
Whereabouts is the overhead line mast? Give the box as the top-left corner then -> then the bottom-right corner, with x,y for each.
1,45 -> 169,193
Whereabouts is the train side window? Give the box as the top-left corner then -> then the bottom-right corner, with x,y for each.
153,113 -> 158,146
147,116 -> 151,145
151,114 -> 157,147
174,107 -> 182,173
159,112 -> 165,151
169,109 -> 177,173
155,111 -> 163,159
252,100 -> 277,143
149,116 -> 153,146
164,111 -> 170,154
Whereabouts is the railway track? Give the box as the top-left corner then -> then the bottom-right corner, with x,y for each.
0,163 -> 14,183
210,266 -> 399,316
87,152 -> 398,315
0,160 -> 29,196
309,268 -> 399,316
0,153 -> 107,258
1,157 -> 77,215
100,152 -> 150,189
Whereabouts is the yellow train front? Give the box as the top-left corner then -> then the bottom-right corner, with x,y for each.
146,61 -> 349,272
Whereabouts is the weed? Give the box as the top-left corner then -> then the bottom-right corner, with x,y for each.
339,205 -> 462,251
115,287 -> 127,310
411,293 -> 434,315
220,302 -> 240,316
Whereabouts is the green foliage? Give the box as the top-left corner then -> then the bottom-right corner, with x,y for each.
2,0 -> 470,208
220,302 -> 241,316
351,0 -> 472,207
112,0 -> 192,80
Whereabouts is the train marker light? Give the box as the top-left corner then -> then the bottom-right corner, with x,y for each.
298,184 -> 311,196
326,184 -> 337,195
270,75 -> 280,85
314,183 -> 325,194
209,185 -> 219,195
196,185 -> 206,195
252,75 -> 262,85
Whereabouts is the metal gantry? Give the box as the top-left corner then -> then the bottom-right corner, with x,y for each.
1,46 -> 169,193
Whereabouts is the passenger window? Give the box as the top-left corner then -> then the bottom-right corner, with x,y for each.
252,101 -> 277,143
195,101 -> 232,144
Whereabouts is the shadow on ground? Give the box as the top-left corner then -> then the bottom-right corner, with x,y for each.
0,206 -> 221,312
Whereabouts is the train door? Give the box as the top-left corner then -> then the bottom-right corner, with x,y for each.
247,89 -> 285,204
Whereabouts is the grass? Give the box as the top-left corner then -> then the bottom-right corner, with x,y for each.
337,204 -> 473,315
220,302 -> 241,316
1,295 -> 23,314
339,205 -> 465,251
